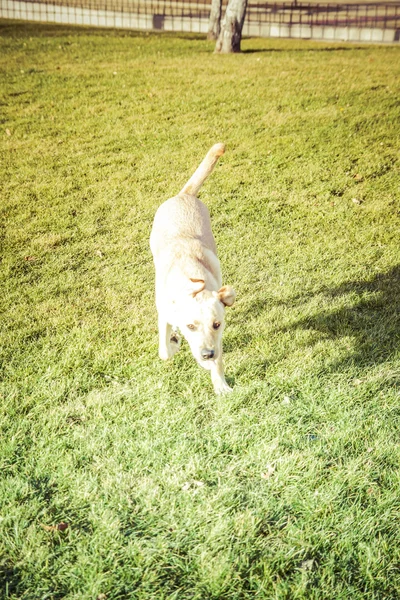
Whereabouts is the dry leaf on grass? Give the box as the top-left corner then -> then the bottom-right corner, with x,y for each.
301,559 -> 315,571
41,522 -> 68,532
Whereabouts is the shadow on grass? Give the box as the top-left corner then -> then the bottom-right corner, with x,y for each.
242,46 -> 370,54
0,20 -> 206,42
279,265 -> 400,372
0,560 -> 22,598
231,266 -> 400,378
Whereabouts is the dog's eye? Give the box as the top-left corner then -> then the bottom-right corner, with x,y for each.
187,324 -> 196,330
213,322 -> 221,330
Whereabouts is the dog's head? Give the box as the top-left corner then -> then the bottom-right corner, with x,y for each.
174,279 -> 235,366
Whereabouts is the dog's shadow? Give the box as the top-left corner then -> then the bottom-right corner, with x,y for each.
228,265 -> 400,378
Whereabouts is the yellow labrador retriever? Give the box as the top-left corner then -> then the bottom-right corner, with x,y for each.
150,143 -> 235,394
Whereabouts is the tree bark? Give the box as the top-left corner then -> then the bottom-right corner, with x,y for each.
207,0 -> 223,40
215,0 -> 248,53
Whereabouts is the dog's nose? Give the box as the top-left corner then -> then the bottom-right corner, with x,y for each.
201,348 -> 215,360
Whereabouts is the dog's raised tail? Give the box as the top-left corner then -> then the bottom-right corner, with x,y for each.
179,143 -> 225,197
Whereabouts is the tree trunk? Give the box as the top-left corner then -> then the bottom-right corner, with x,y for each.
207,0 -> 223,40
215,0 -> 248,53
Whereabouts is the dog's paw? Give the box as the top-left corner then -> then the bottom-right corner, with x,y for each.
170,331 -> 181,356
159,341 -> 180,361
213,380 -> 233,395
170,332 -> 180,345
169,333 -> 181,357
159,348 -> 171,361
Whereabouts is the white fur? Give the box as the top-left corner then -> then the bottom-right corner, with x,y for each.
150,144 -> 235,394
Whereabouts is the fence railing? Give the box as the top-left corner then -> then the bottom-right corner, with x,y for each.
1,0 -> 399,42
246,2 -> 400,41
254,2 -> 400,27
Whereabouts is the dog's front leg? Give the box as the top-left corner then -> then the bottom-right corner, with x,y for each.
210,354 -> 232,395
158,315 -> 180,360
158,315 -> 172,360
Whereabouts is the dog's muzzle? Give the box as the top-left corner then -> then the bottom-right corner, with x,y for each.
201,348 -> 215,360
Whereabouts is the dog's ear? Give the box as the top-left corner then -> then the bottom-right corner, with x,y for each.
218,285 -> 236,307
189,278 -> 205,297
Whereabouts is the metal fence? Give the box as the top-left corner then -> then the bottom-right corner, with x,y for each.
246,2 -> 400,41
1,0 -> 399,42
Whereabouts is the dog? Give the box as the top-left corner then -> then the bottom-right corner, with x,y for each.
150,143 -> 236,394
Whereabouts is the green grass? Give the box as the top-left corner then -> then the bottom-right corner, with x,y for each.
1,20 -> 400,599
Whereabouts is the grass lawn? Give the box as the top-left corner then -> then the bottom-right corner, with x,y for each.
1,21 -> 400,599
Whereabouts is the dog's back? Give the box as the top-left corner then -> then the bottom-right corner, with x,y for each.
150,194 -> 217,260
150,143 -> 225,260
